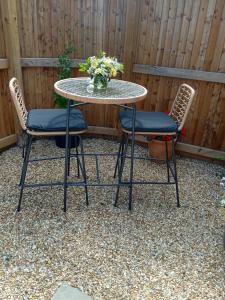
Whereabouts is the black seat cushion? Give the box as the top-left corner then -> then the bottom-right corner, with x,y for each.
27,109 -> 87,132
119,111 -> 178,133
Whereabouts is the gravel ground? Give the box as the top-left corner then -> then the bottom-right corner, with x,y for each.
0,138 -> 224,300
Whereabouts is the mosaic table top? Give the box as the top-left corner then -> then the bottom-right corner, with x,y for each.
54,77 -> 147,105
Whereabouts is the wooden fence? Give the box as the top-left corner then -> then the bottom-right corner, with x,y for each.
0,0 -> 225,159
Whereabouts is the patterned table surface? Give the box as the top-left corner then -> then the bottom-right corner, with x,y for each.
54,77 -> 147,105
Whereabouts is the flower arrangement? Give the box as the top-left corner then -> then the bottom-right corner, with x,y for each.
79,51 -> 124,90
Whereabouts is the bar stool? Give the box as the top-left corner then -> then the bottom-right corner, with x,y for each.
9,77 -> 88,212
114,83 -> 195,210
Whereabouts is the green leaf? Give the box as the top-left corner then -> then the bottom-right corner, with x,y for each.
53,46 -> 75,108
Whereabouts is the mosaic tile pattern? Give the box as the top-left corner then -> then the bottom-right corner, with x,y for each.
56,78 -> 146,100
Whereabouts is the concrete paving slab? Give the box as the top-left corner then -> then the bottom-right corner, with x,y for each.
52,283 -> 93,300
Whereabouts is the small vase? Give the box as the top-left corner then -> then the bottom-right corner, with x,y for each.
93,75 -> 109,91
86,75 -> 109,93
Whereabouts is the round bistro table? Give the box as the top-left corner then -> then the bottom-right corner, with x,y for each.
54,77 -> 147,104
54,77 -> 147,210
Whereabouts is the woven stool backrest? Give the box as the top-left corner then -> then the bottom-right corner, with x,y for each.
9,78 -> 28,131
169,83 -> 195,131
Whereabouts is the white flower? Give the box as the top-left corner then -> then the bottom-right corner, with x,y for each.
95,68 -> 103,75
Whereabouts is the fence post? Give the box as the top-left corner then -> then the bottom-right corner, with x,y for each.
1,0 -> 23,140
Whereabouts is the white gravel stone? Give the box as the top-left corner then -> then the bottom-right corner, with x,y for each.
0,138 -> 224,299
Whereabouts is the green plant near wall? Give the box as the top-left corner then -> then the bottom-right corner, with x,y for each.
54,46 -> 75,108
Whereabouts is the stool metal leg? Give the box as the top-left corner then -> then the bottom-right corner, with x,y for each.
80,137 -> 89,206
21,132 -> 26,159
114,133 -> 129,207
67,140 -> 71,176
114,132 -> 125,179
172,137 -> 180,207
165,141 -> 170,183
75,146 -> 80,177
19,134 -> 29,186
63,99 -> 72,212
128,105 -> 136,210
118,134 -> 126,178
18,135 -> 32,212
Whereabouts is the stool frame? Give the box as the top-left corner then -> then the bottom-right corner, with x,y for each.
114,84 -> 195,210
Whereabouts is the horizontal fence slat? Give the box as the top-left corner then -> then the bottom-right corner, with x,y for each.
87,126 -> 225,161
0,134 -> 17,149
20,58 -> 85,68
133,64 -> 225,83
1,127 -> 224,161
88,126 -> 120,136
20,59 -> 225,84
176,142 -> 225,161
0,58 -> 8,69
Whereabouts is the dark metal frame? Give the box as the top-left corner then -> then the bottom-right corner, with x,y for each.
17,101 -> 130,212
113,104 -> 180,210
17,100 -> 180,213
17,99 -> 88,212
17,132 -> 87,212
